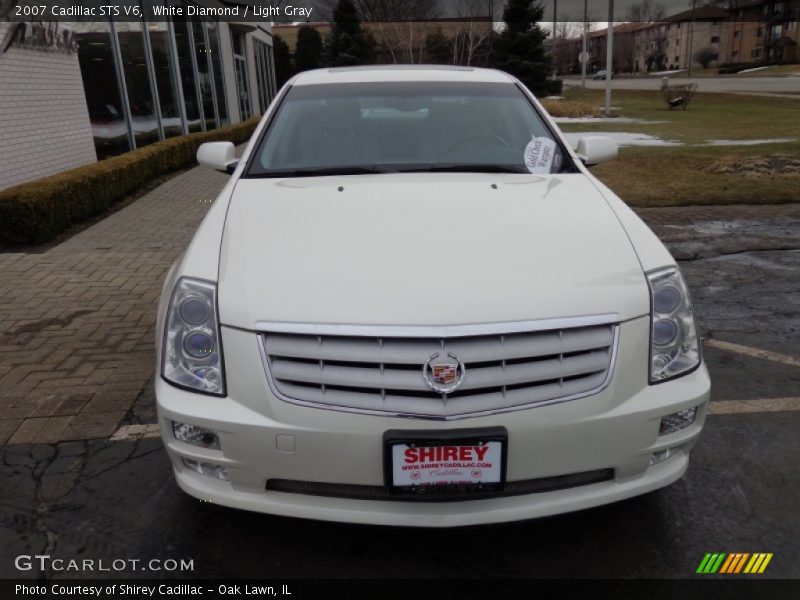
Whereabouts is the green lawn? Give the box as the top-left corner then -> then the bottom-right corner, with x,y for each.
558,88 -> 800,144
553,89 -> 800,206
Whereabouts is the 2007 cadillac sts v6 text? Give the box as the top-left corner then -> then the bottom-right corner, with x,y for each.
156,66 -> 710,527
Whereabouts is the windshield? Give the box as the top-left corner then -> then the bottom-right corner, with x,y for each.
245,81 -> 574,177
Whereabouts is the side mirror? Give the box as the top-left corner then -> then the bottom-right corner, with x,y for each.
197,142 -> 238,174
576,136 -> 618,166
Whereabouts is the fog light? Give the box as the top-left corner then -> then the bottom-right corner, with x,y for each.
659,407 -> 697,435
173,421 -> 220,450
182,458 -> 229,481
649,448 -> 673,465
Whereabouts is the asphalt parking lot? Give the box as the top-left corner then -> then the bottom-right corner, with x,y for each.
1,167 -> 798,580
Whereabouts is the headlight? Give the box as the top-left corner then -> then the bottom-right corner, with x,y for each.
162,278 -> 225,395
647,266 -> 700,383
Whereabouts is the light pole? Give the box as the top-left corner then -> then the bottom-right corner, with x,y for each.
581,0 -> 588,88
605,0 -> 614,116
553,0 -> 557,43
687,0 -> 697,77
553,0 -> 558,77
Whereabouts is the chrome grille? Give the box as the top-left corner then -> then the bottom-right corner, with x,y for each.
259,319 -> 618,419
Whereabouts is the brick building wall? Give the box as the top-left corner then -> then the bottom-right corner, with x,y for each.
663,19 -> 727,69
0,22 -> 97,191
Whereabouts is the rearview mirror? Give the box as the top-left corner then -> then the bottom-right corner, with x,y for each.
576,136 -> 618,166
197,142 -> 238,174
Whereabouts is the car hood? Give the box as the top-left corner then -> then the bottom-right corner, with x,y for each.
218,173 -> 650,329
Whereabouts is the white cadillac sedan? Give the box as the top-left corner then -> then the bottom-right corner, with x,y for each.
156,66 -> 710,527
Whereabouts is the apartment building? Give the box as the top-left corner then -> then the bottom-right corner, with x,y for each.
556,23 -> 648,75
661,7 -> 729,70
727,0 -> 799,64
560,0 -> 799,75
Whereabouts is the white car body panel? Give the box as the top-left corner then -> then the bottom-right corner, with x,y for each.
156,318 -> 710,527
155,66 -> 710,527
588,178 -> 677,271
218,174 -> 649,329
291,65 -> 514,86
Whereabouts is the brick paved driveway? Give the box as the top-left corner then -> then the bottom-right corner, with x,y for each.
0,166 -> 228,445
1,161 -> 798,446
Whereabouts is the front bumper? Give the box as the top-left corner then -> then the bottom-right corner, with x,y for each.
156,317 -> 710,527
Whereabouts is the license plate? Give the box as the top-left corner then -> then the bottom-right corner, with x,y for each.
384,427 -> 507,492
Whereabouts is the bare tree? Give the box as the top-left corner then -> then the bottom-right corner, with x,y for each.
644,24 -> 668,71
339,0 -> 494,66
342,0 -> 440,63
551,16 -> 584,75
316,0 -> 495,66
448,0 -> 494,66
615,28 -> 639,73
625,0 -> 667,23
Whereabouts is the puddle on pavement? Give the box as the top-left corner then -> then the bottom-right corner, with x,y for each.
684,219 -> 800,238
654,218 -> 800,261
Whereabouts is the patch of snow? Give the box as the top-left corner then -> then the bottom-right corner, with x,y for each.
649,69 -> 686,76
554,116 -> 667,124
544,95 -> 565,100
704,138 -> 798,146
737,66 -> 769,74
563,131 -> 683,148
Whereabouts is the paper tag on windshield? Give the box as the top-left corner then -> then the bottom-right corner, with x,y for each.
524,137 -> 557,174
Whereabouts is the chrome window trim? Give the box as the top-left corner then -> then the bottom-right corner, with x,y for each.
202,20 -> 221,129
140,9 -> 164,141
254,313 -> 620,339
167,19 -> 189,135
108,19 -> 136,152
255,316 -> 621,421
185,19 -> 206,132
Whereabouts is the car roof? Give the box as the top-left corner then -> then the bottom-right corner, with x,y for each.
291,65 -> 516,86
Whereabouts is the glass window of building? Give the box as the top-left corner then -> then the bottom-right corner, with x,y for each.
253,40 -> 268,115
115,21 -> 160,148
267,45 -> 277,98
253,39 -> 276,115
72,22 -> 130,158
206,21 -> 228,126
174,17 -> 203,132
147,21 -> 184,138
231,31 -> 251,120
192,19 -> 217,130
68,13 -> 234,159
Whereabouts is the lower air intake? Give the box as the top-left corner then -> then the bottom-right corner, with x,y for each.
266,469 -> 615,502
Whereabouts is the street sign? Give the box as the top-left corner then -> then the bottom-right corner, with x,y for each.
579,51 -> 590,64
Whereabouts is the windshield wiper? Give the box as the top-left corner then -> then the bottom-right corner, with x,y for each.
250,166 -> 398,178
395,164 -> 530,174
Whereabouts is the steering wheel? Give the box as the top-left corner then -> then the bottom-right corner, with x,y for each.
444,134 -> 511,156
